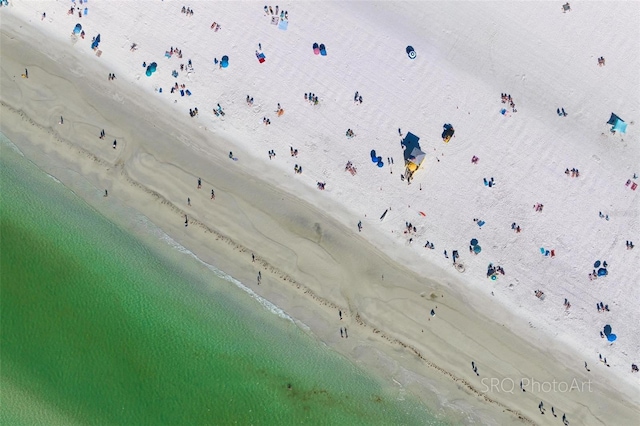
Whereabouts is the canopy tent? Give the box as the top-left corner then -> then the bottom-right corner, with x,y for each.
406,147 -> 425,172
607,113 -> 627,134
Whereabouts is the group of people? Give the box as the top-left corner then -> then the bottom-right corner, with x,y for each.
510,222 -> 522,233
316,181 -> 326,190
107,73 -> 117,81
304,92 -> 319,105
181,6 -> 194,16
564,168 -> 580,177
597,56 -> 606,66
189,107 -> 199,117
486,263 -> 505,278
625,240 -> 635,249
289,146 -> 299,157
534,203 -> 544,212
245,95 -> 255,106
263,5 -> 288,20
344,161 -> 357,176
596,302 -> 609,312
353,91 -> 363,104
500,93 -> 517,112
345,128 -> 355,138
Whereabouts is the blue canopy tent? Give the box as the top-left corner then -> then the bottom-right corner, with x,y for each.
607,113 -> 627,134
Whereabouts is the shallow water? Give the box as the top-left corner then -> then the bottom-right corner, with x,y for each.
0,134 -> 447,425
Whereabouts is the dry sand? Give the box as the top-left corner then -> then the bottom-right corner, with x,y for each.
1,12 -> 638,425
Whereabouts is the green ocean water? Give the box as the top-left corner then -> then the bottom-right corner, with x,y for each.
0,137 -> 446,425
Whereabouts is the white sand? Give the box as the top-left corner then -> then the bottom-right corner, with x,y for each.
2,1 -> 639,424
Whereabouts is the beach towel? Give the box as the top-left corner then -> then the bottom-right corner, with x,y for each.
257,52 -> 266,63
180,90 -> 185,96
185,90 -> 191,96
313,43 -> 320,55
278,20 -> 288,30
319,44 -> 327,56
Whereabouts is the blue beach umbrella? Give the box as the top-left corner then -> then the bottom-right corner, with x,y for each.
470,238 -> 478,246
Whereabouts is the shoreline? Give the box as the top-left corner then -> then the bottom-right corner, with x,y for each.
2,8 -> 639,426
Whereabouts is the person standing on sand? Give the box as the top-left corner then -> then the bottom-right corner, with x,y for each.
344,328 -> 348,338
187,197 -> 191,206
211,189 -> 215,199
339,310 -> 342,320
197,178 -> 201,189
104,189 -> 108,197
59,116 -> 64,125
184,215 -> 188,227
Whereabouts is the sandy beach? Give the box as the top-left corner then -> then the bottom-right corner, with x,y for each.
2,1 -> 639,424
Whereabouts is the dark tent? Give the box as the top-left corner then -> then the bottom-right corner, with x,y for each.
607,113 -> 627,133
606,113 -> 623,125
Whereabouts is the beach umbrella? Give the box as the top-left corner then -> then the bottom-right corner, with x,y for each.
406,45 -> 416,59
73,23 -> 82,34
370,149 -> 377,159
377,161 -> 384,168
470,238 -> 478,246
594,260 -> 601,268
603,324 -> 612,336
220,55 -> 229,68
597,268 -> 608,277
607,334 -> 617,342
473,245 -> 481,254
